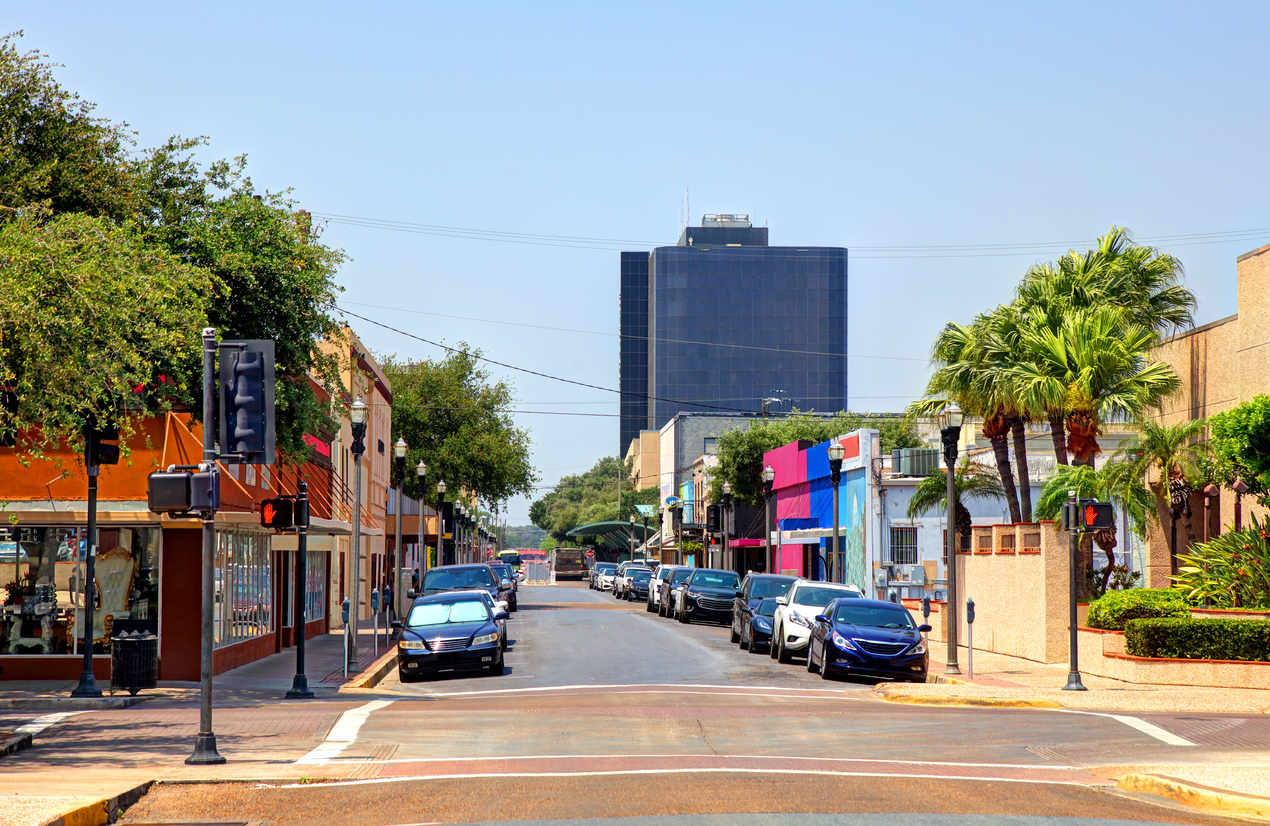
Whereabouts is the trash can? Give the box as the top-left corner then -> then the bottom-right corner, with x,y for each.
111,630 -> 158,696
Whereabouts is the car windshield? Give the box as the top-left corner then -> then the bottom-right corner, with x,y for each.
756,599 -> 779,617
596,564 -> 616,573
691,571 -> 739,589
490,564 -> 510,577
631,571 -> 652,582
422,567 -> 497,592
670,569 -> 693,585
407,600 -> 491,627
835,603 -> 917,629
793,586 -> 860,609
751,578 -> 793,599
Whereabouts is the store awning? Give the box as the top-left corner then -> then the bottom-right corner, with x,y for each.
566,520 -> 657,551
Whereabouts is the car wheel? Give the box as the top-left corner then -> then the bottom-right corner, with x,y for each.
509,595 -> 518,612
489,653 -> 505,676
646,598 -> 655,613
730,622 -> 741,644
777,633 -> 793,664
820,644 -> 835,680
678,605 -> 690,624
807,642 -> 818,673
740,626 -> 750,650
769,625 -> 780,658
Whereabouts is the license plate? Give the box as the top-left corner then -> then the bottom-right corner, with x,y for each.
481,657 -> 492,662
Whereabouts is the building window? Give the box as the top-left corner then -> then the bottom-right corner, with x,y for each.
305,550 -> 326,624
214,526 -> 273,647
888,527 -> 918,565
942,530 -> 972,562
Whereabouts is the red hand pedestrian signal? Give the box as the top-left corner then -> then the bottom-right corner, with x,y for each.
261,497 -> 293,529
1080,500 -> 1115,530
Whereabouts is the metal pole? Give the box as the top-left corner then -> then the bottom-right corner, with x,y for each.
287,482 -> 314,699
831,470 -> 841,584
1064,492 -> 1087,690
416,470 -> 426,594
348,445 -> 363,673
71,455 -> 101,697
944,437 -> 961,676
394,476 -> 403,621
188,327 -> 225,763
764,494 -> 771,574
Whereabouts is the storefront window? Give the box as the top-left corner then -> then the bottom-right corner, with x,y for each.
214,527 -> 273,647
305,550 -> 326,624
0,525 -> 159,656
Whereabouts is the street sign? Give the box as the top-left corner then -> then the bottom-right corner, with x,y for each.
635,504 -> 656,517
585,548 -> 595,559
664,495 -> 680,507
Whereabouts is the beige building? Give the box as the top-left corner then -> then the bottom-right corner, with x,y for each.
1144,242 -> 1270,585
625,430 -> 661,492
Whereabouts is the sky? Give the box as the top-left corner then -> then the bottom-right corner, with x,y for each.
17,2 -> 1270,524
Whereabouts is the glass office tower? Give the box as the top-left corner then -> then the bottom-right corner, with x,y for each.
619,216 -> 848,454
619,252 -> 651,452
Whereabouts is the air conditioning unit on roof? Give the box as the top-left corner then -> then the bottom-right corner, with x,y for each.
892,448 -> 941,476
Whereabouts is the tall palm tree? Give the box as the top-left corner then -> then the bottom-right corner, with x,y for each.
1007,306 -> 1182,467
907,459 -> 1007,546
976,305 -> 1036,521
1127,419 -> 1207,575
1035,458 -> 1155,595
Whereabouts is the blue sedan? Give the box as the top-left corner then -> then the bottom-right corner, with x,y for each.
807,598 -> 932,683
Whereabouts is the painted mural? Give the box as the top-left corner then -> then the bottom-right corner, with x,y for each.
840,468 -> 867,591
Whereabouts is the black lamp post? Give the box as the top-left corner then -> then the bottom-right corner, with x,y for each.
720,481 -> 733,574
827,440 -> 845,583
435,479 -> 447,566
415,460 -> 427,588
285,481 -> 314,699
938,401 -> 964,676
762,465 -> 775,575
347,395 -> 367,672
629,514 -> 637,559
393,438 -> 407,623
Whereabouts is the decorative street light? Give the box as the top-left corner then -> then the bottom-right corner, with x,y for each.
392,438 -> 407,624
436,479 -> 447,566
762,465 -> 776,575
720,481 -> 733,574
826,440 -> 845,584
347,396 -> 368,673
937,401 -> 965,676
415,461 -> 427,589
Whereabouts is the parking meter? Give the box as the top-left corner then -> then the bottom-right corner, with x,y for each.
370,588 -> 380,613
921,596 -> 931,621
966,598 -> 976,625
966,597 -> 976,680
341,597 -> 350,625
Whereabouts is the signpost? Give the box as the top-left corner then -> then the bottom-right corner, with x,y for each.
585,548 -> 595,559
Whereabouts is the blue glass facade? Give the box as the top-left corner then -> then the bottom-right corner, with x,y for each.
619,230 -> 848,453
619,251 -> 650,453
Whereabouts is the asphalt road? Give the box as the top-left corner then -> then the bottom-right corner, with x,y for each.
117,583 -> 1265,826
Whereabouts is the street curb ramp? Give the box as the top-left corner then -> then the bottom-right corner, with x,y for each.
872,683 -> 1062,709
39,780 -> 153,826
341,648 -> 398,691
1118,773 -> 1270,821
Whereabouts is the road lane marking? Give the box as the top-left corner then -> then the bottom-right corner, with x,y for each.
315,753 -> 1084,770
392,682 -> 860,699
295,699 -> 395,765
273,767 -> 1101,788
1054,709 -> 1196,746
14,711 -> 86,737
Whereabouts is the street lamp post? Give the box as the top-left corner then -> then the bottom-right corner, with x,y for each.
938,402 -> 964,676
827,441 -> 845,584
436,479 -> 447,566
721,481 -> 733,574
415,461 -> 427,589
285,481 -> 314,699
762,465 -> 775,575
629,514 -> 636,559
393,438 -> 407,623
347,396 -> 368,673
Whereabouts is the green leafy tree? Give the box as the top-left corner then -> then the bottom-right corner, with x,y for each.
1207,396 -> 1270,507
529,456 -> 659,543
905,459 -> 1006,542
1128,418 -> 1207,574
383,347 -> 537,507
1174,513 -> 1270,609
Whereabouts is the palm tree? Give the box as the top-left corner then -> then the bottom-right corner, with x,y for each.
1035,458 -> 1155,595
1007,306 -> 1182,467
1127,419 -> 1207,576
907,459 -> 1007,547
975,305 -> 1036,521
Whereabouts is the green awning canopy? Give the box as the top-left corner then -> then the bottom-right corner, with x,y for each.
566,520 -> 657,551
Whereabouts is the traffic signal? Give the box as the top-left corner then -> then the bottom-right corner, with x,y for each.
146,464 -> 220,515
219,340 -> 276,465
261,497 -> 294,529
85,417 -> 120,466
1080,499 -> 1116,531
706,503 -> 720,532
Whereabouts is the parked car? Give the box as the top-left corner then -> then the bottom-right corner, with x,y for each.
731,574 -> 797,645
594,563 -> 618,592
415,563 -> 512,614
659,567 -> 694,618
471,590 -> 509,650
393,592 -> 508,681
770,579 -> 864,664
675,568 -> 741,625
807,597 -> 931,682
614,563 -> 652,599
741,597 -> 781,653
488,562 -> 519,612
647,565 -> 682,613
625,568 -> 654,602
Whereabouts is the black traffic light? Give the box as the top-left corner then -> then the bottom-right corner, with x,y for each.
1080,499 -> 1116,531
706,503 -> 720,532
85,416 -> 120,467
219,340 -> 276,465
261,497 -> 294,529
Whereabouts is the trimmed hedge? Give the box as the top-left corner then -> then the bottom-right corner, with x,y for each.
1085,589 -> 1190,631
1125,618 -> 1270,661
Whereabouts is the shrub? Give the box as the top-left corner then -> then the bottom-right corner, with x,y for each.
1173,513 -> 1270,609
1125,617 -> 1270,661
1085,589 -> 1189,631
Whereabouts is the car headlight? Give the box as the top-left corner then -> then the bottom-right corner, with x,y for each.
753,618 -> 772,630
787,612 -> 812,628
686,590 -> 701,599
398,640 -> 427,650
832,631 -> 857,651
910,641 -> 926,655
472,632 -> 499,646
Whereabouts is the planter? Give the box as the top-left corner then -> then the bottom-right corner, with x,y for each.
1189,608 -> 1270,621
1077,625 -> 1270,689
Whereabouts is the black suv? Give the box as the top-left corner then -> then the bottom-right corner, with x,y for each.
678,568 -> 742,625
415,563 -> 513,613
731,573 -> 797,645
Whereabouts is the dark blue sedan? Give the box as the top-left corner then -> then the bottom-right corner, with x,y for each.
807,598 -> 931,683
393,592 -> 508,681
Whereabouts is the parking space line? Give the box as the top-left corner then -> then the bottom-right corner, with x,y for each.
14,711 -> 86,737
1054,709 -> 1197,746
295,699 -> 395,765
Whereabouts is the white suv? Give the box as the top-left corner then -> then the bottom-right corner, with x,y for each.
770,579 -> 864,664
646,565 -> 681,613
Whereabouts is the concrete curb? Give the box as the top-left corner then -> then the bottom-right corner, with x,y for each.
0,696 -> 146,711
38,779 -> 153,826
0,730 -> 33,758
341,648 -> 398,691
873,686 -> 1062,709
1117,773 -> 1270,821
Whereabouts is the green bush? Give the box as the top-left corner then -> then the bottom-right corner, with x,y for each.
1085,588 -> 1190,631
1125,617 -> 1270,661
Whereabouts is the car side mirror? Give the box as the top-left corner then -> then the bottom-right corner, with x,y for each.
815,615 -> 829,624
407,589 -> 417,599
774,597 -> 788,606
735,590 -> 743,599
501,579 -> 512,589
390,620 -> 403,630
918,624 -> 932,633
494,610 -> 509,621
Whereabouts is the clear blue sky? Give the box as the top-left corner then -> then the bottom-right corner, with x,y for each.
18,2 -> 1270,523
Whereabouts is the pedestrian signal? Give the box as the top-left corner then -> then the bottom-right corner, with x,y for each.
261,497 -> 294,529
1080,499 -> 1115,531
219,340 -> 276,465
